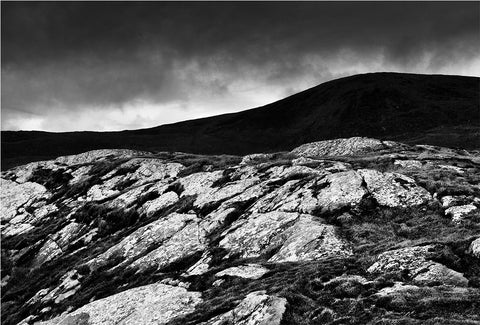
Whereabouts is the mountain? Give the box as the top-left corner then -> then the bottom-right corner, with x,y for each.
2,137 -> 480,325
2,72 -> 479,170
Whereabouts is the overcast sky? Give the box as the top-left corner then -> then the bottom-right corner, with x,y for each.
2,2 -> 479,132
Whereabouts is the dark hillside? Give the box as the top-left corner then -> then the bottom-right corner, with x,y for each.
2,72 -> 479,169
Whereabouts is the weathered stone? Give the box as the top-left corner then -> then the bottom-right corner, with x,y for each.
139,191 -> 179,217
368,245 -> 437,274
36,283 -> 202,325
28,270 -> 83,306
413,262 -> 468,287
179,171 -> 224,197
201,291 -> 286,325
253,170 -> 366,214
292,137 -> 396,157
374,283 -> 478,309
269,215 -> 352,262
128,220 -> 207,273
54,149 -> 146,166
1,222 -> 34,237
89,213 -> 198,270
35,222 -> 84,266
219,211 -> 300,258
216,264 -> 269,279
240,153 -> 275,165
394,159 -> 423,169
358,169 -> 431,207
469,238 -> 480,258
1,178 -> 48,222
368,245 -> 468,286
5,160 -> 58,184
441,195 -> 469,208
185,252 -> 212,275
445,204 -> 478,223
68,166 -> 93,185
127,159 -> 184,183
86,176 -> 122,201
438,164 -> 465,174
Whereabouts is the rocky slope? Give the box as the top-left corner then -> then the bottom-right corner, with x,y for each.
1,137 -> 480,325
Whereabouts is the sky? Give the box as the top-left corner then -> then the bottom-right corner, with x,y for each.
2,2 -> 480,132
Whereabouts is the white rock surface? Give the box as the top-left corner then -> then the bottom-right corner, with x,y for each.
394,160 -> 423,169
36,283 -> 202,325
216,264 -> 269,279
89,213 -> 199,270
140,191 -> 179,217
34,222 -> 84,266
219,211 -> 300,258
469,238 -> 480,258
54,149 -> 146,165
1,179 -> 48,222
292,137 -> 395,157
269,215 -> 352,262
128,220 -> 207,272
368,245 -> 468,286
358,169 -> 431,207
200,291 -> 286,325
445,204 -> 478,223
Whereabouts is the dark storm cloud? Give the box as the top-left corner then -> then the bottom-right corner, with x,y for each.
2,2 -> 479,131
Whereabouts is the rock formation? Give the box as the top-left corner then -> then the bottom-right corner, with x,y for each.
1,137 -> 479,325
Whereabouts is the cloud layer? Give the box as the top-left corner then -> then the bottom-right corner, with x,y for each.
2,2 -> 479,131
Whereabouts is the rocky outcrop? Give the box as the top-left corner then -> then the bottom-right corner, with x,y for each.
220,211 -> 300,259
127,219 -> 207,273
200,291 -> 287,325
292,137 -> 397,157
54,149 -> 147,166
469,238 -> 480,258
2,137 -> 479,325
36,283 -> 202,325
374,283 -> 479,309
358,169 -> 431,207
216,264 -> 269,279
445,204 -> 478,223
368,245 -> 468,286
269,215 -> 352,262
88,213 -> 200,271
0,179 -> 48,222
34,222 -> 85,266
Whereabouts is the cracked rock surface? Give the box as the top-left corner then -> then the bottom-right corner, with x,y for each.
1,138 -> 479,325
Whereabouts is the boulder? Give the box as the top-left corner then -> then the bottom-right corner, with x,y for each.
374,283 -> 477,309
1,178 -> 48,222
394,160 -> 423,169
269,215 -> 352,262
36,283 -> 202,325
445,204 -> 478,223
216,264 -> 269,279
139,191 -> 179,217
89,213 -> 198,270
358,169 -> 431,207
54,149 -> 146,166
200,291 -> 287,325
34,222 -> 85,266
469,238 -> 480,258
292,137 -> 395,157
127,219 -> 207,273
368,245 -> 468,286
252,170 -> 366,214
219,211 -> 300,258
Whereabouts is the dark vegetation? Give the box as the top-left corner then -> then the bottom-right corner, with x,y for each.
3,73 -> 479,170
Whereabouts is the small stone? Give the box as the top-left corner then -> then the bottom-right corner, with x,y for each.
445,204 -> 478,223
